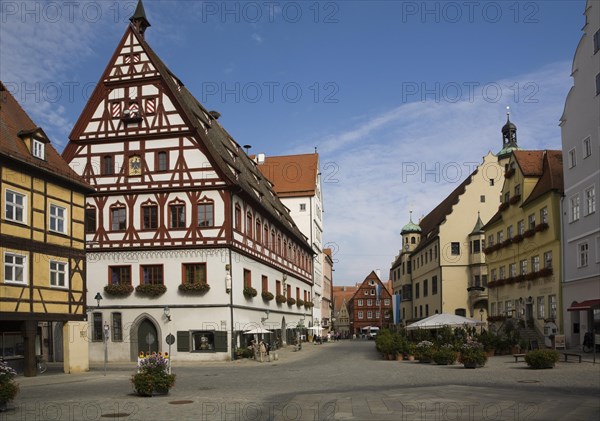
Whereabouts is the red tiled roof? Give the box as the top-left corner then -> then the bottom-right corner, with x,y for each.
0,82 -> 92,191
333,285 -> 357,313
521,150 -> 563,206
513,150 -> 545,177
258,154 -> 318,197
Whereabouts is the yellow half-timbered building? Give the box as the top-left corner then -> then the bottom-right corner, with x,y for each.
0,82 -> 94,376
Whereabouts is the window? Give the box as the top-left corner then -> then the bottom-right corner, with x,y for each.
141,265 -> 163,285
415,283 -> 420,299
499,266 -> 505,279
299,203 -> 306,211
509,263 -> 517,277
531,256 -> 540,272
49,204 -> 67,233
568,148 -> 576,168
198,202 -> 214,227
244,269 -> 251,288
472,240 -> 481,253
488,235 -> 494,247
112,313 -> 123,342
425,305 -> 429,317
544,251 -> 553,269
514,184 -> 521,197
371,289 -> 375,295
504,192 -> 510,203
246,212 -> 252,236
520,259 -> 527,275
296,287 -> 300,300
170,203 -> 185,228
85,207 -> 96,233
32,139 -> 45,159
276,280 -> 281,296
585,187 -> 596,215
506,300 -> 513,316
491,302 -> 496,317
102,155 -> 114,175
4,253 -> 26,283
110,205 -> 126,231
497,231 -> 503,243
423,279 -> 428,297
491,268 -> 497,281
183,263 -> 207,284
192,331 -> 216,351
498,301 -> 504,316
256,219 -> 261,243
451,242 -> 460,255
367,311 -> 373,319
110,266 -> 131,285
261,275 -> 268,293
596,73 -> 600,96
92,313 -> 103,342
583,136 -> 592,158
367,299 -> 372,306
549,295 -> 557,319
579,243 -> 589,268
142,204 -> 158,229
358,299 -> 363,306
384,299 -> 390,306
517,220 -> 525,235
432,276 -> 438,295
157,151 -> 168,171
235,205 -> 241,231
528,214 -> 536,230
480,195 -> 485,203
474,275 -> 481,287
540,207 -> 548,224
570,195 -> 580,222
482,275 -> 488,286
50,261 -> 67,288
490,179 -> 494,186
595,29 -> 600,54
507,225 -> 513,239
358,311 -> 363,319
537,296 -> 545,319
5,190 -> 26,223
419,306 -> 423,318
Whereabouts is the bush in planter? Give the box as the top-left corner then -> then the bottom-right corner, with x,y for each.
243,286 -> 258,298
104,283 -> 134,296
135,284 -> 167,297
415,340 -> 435,362
459,341 -> 487,367
0,359 -> 19,407
296,298 -> 304,307
433,344 -> 458,365
286,297 -> 296,306
261,291 -> 274,301
178,282 -> 210,294
131,354 -> 175,396
525,349 -> 560,369
275,294 -> 287,304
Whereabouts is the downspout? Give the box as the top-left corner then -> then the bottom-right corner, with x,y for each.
559,194 -> 565,339
228,247 -> 235,360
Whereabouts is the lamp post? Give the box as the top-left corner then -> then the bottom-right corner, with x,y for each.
164,307 -> 173,374
94,292 -> 103,308
479,308 -> 485,333
103,322 -> 110,376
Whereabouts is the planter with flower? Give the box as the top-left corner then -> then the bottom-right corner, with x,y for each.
275,294 -> 287,304
534,222 -> 549,233
525,349 -> 560,369
415,340 -> 435,363
243,286 -> 258,298
433,344 -> 458,365
178,282 -> 210,294
131,353 -> 175,396
304,301 -> 314,309
104,283 -> 134,297
459,341 -> 487,368
136,284 -> 167,297
261,291 -> 274,301
296,298 -> 304,307
0,359 -> 19,411
286,297 -> 296,306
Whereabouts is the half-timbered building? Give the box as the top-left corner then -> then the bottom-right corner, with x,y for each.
1,82 -> 94,376
62,1 -> 313,361
348,271 -> 393,335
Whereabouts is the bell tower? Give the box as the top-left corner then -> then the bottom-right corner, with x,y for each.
130,0 -> 151,38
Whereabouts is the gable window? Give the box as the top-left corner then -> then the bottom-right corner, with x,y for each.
5,190 -> 26,224
110,205 -> 126,231
32,139 -> 45,159
366,299 -> 372,306
85,207 -> 96,233
170,203 -> 186,229
570,195 -> 580,222
358,299 -> 363,306
110,266 -> 131,285
49,204 -> 67,234
49,261 -> 68,288
183,263 -> 207,285
102,155 -> 114,175
197,201 -> 214,227
157,151 -> 168,172
141,265 -> 163,285
585,187 -> 596,215
142,203 -> 158,230
4,253 -> 26,284
451,242 -> 460,255
568,148 -> 576,168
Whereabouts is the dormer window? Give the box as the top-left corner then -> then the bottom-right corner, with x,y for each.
32,139 -> 45,159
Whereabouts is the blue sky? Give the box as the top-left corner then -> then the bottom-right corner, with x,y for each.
0,0 -> 587,284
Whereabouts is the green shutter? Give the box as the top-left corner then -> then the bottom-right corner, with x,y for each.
214,331 -> 228,352
176,331 -> 189,352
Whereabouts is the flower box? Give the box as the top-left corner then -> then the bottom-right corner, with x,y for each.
535,222 -> 549,232
178,282 -> 210,294
304,301 -> 314,308
104,283 -> 134,296
275,294 -> 287,304
502,239 -> 512,248
504,168 -> 515,179
296,298 -> 304,307
243,286 -> 258,298
509,195 -> 521,205
512,234 -> 524,244
523,229 -> 535,238
261,291 -> 274,301
499,202 -> 509,212
135,284 -> 167,297
287,297 -> 296,306
538,267 -> 553,277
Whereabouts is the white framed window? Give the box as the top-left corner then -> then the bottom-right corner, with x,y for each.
544,251 -> 553,269
367,311 -> 373,319
517,220 -> 525,235
583,136 -> 591,158
50,204 -> 67,234
585,186 -> 596,215
520,259 -> 527,275
528,214 -> 536,230
549,295 -> 557,319
384,299 -> 390,306
578,243 -> 589,268
568,148 -> 576,168
5,190 -> 26,224
299,203 -> 306,212
50,261 -> 68,288
570,195 -> 580,222
537,296 -> 545,319
366,299 -> 372,306
540,207 -> 548,224
4,253 -> 27,284
509,263 -> 517,277
32,139 -> 45,159
357,299 -> 363,306
531,255 -> 540,272
358,311 -> 363,319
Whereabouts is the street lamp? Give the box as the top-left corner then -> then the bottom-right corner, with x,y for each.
479,308 -> 484,321
103,322 -> 110,376
94,292 -> 103,308
164,306 -> 172,322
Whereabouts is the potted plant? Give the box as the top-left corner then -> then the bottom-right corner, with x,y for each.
178,282 -> 210,294
296,298 -> 304,307
275,294 -> 287,304
261,291 -> 274,301
459,341 -> 487,368
405,343 -> 417,361
433,344 -> 458,365
286,297 -> 296,306
243,286 -> 258,298
0,359 -> 19,411
415,340 -> 434,363
525,349 -> 560,369
131,353 -> 175,396
135,284 -> 167,297
104,283 -> 134,296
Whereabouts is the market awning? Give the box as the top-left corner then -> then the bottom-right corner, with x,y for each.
567,299 -> 600,311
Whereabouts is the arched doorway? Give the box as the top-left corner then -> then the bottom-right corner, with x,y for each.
138,319 -> 159,355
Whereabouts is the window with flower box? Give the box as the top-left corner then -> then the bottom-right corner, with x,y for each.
141,265 -> 163,285
531,256 -> 540,272
517,220 -> 525,235
528,214 -> 536,230
544,251 -> 553,269
509,263 -> 517,277
183,263 -> 207,285
110,266 -> 131,285
520,259 -> 527,275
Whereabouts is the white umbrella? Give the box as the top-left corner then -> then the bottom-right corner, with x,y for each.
244,327 -> 273,334
307,326 -> 323,331
406,313 -> 484,330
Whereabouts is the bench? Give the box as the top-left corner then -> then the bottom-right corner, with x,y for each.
562,353 -> 582,363
513,353 -> 526,362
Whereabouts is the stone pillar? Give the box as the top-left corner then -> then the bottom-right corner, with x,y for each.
63,321 -> 90,373
22,320 -> 37,377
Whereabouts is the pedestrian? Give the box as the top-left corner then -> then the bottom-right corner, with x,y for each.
259,341 -> 267,362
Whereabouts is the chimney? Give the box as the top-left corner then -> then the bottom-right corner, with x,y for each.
257,153 -> 266,164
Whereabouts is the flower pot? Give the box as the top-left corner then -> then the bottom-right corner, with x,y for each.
407,355 -> 415,361
396,354 -> 403,361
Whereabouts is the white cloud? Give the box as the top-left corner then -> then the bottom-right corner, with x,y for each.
311,62 -> 572,284
251,33 -> 264,44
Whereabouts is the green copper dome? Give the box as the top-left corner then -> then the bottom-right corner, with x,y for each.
401,212 -> 421,234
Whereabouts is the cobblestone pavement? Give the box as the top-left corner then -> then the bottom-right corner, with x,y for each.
2,340 -> 599,421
